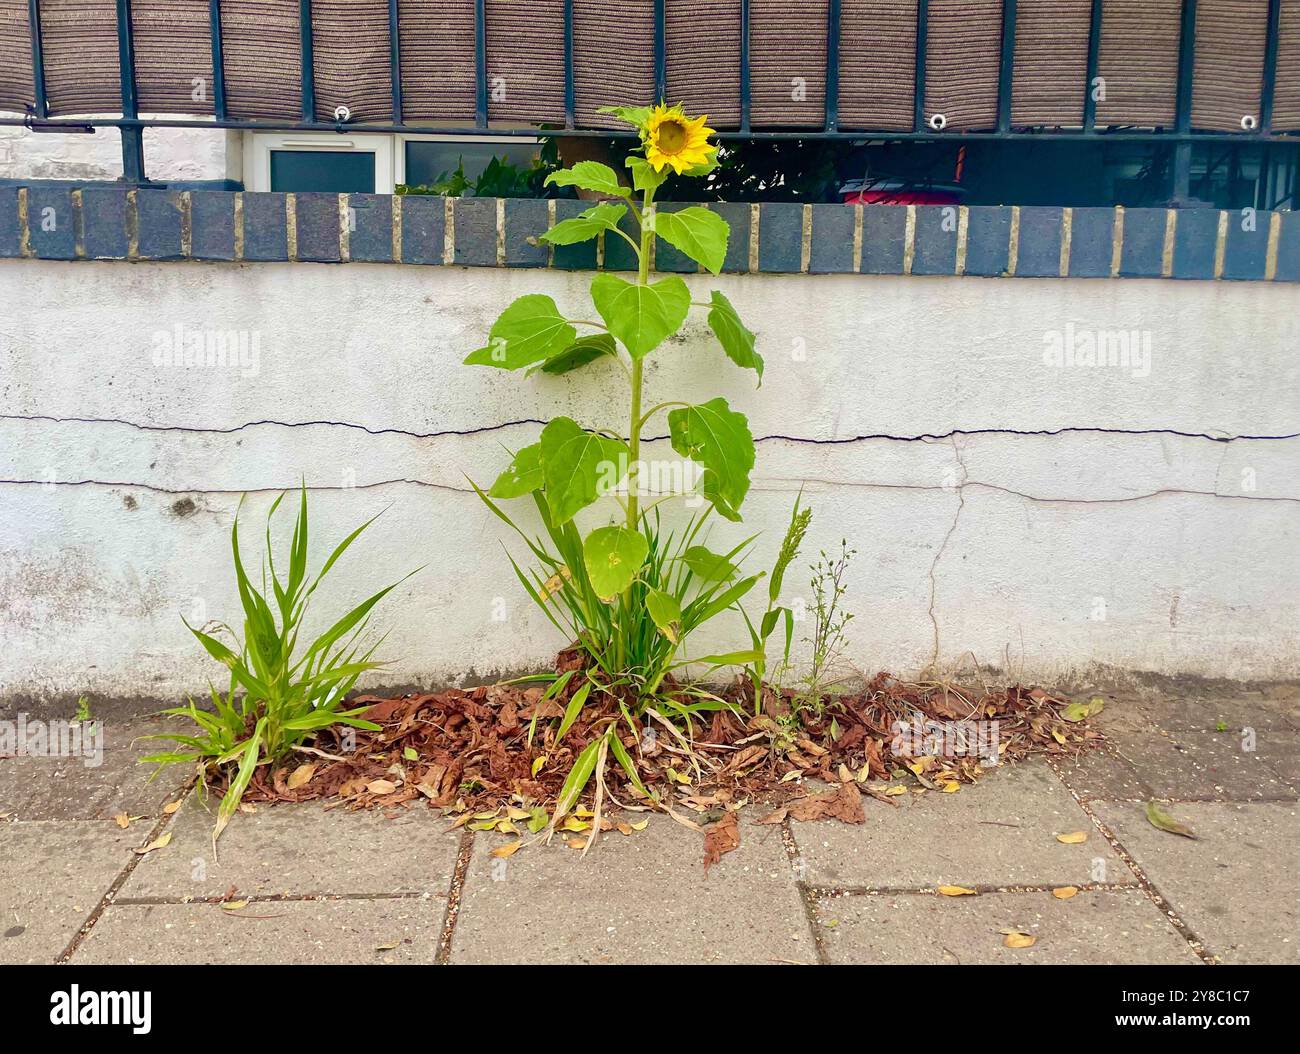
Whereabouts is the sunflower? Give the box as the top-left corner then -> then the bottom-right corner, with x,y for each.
643,104 -> 715,174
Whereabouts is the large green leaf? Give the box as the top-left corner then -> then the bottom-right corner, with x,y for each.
464,294 -> 575,370
645,588 -> 683,643
538,202 -> 627,246
489,443 -> 543,499
707,290 -> 763,382
667,398 -> 755,521
599,104 -> 654,129
582,525 -> 649,601
590,273 -> 690,360
539,416 -> 627,525
653,206 -> 728,275
529,334 -> 618,376
544,161 -> 630,199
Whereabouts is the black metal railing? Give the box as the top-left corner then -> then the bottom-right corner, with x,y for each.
3,0 -> 1296,189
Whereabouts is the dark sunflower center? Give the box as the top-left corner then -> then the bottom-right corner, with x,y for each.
658,120 -> 688,153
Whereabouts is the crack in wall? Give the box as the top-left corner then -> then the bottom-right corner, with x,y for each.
3,413 -> 1298,445
3,476 -> 1299,505
927,438 -> 969,671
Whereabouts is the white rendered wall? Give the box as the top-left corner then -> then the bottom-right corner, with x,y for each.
0,117 -> 235,183
0,258 -> 1297,703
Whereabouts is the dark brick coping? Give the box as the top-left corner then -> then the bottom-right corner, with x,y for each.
1,187 -> 1295,282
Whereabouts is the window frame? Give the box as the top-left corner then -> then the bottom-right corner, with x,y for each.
244,132 -> 394,194
394,132 -> 541,188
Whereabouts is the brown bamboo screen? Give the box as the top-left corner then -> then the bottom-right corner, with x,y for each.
0,0 -> 35,113
667,0 -> 742,129
750,0 -> 828,127
574,0 -> 654,129
220,0 -> 301,120
1011,0 -> 1090,126
839,0 -> 917,131
2,1 -> 1299,135
1276,0 -> 1300,129
400,0 -> 474,123
133,0 -> 213,114
923,0 -> 1002,130
40,0 -> 120,114
1191,0 -> 1268,132
488,0 -> 566,125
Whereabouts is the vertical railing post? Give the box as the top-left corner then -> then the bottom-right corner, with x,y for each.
300,0 -> 315,123
115,0 -> 146,183
1172,0 -> 1198,202
1260,0 -> 1281,134
28,0 -> 48,118
1082,0 -> 1102,132
740,0 -> 751,132
997,0 -> 1017,133
913,0 -> 929,132
388,0 -> 402,123
825,0 -> 841,132
474,0 -> 487,128
209,0 -> 227,121
654,0 -> 666,103
563,0 -> 574,128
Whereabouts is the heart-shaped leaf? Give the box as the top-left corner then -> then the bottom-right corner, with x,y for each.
544,160 -> 630,199
489,443 -> 543,499
707,290 -> 763,382
539,417 -> 626,525
538,202 -> 628,246
464,294 -> 575,370
667,398 -> 755,521
590,273 -> 691,360
583,526 -> 649,601
653,206 -> 729,275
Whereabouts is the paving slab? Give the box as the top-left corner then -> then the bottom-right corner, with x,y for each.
816,889 -> 1199,965
1107,727 -> 1296,801
1252,730 -> 1300,787
450,815 -> 815,965
0,750 -> 191,821
789,762 -> 1128,890
1093,801 -> 1300,964
1143,693 -> 1298,733
0,821 -> 135,964
72,898 -> 442,964
1054,747 -> 1153,801
119,797 -> 461,900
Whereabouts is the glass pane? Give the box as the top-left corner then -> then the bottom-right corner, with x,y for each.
404,140 -> 539,188
269,150 -> 376,193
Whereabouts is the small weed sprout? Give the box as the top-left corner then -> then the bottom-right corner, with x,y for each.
790,541 -> 856,721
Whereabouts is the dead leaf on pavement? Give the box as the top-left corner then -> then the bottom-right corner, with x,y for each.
220,899 -> 249,911
1052,886 -> 1079,899
1145,801 -> 1198,840
1001,928 -> 1036,949
134,832 -> 172,855
937,885 -> 978,896
1056,831 -> 1088,844
760,782 -> 866,826
490,840 -> 523,859
365,779 -> 397,796
703,811 -> 741,873
162,800 -> 182,815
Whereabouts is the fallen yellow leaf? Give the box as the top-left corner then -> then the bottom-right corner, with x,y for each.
616,822 -> 633,836
505,806 -> 530,821
490,841 -> 523,859
1056,831 -> 1088,844
531,755 -> 546,777
940,780 -> 960,793
937,885 -> 978,896
561,816 -> 590,832
1002,930 -> 1036,949
286,763 -> 316,790
629,819 -> 649,831
365,779 -> 397,795
133,832 -> 172,855
1052,886 -> 1079,900
884,785 -> 907,797
564,837 -> 586,849
220,899 -> 249,911
162,800 -> 182,815
113,813 -> 130,829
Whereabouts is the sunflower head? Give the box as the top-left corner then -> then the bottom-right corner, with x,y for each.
643,103 -> 715,175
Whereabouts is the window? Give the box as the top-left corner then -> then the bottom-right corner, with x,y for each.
244,133 -> 538,195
